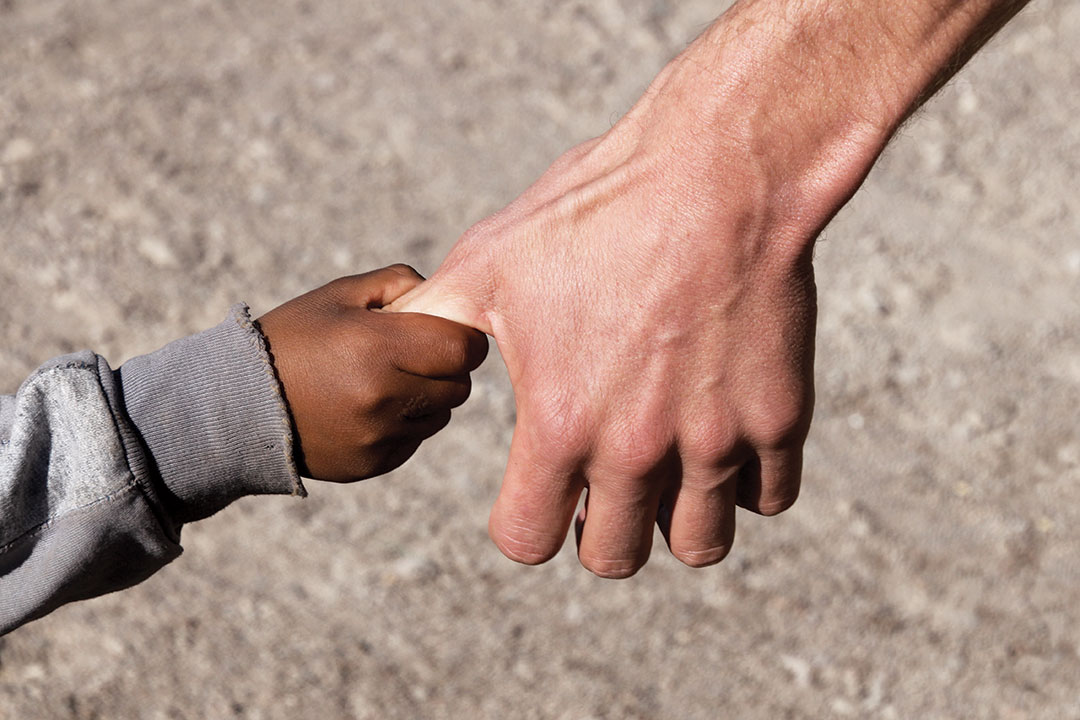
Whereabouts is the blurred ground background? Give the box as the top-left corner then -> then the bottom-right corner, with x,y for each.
1,1 -> 1078,718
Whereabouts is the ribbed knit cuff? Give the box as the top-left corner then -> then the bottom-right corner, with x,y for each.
118,305 -> 305,525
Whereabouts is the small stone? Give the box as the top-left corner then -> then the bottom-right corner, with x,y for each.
248,184 -> 270,205
1009,31 -> 1034,55
2,137 -> 35,164
390,552 -> 439,582
779,654 -> 812,688
137,237 -> 179,268
312,72 -> 336,92
20,663 -> 46,682
247,138 -> 272,159
919,140 -> 946,173
957,88 -> 979,115
830,698 -> 856,716
1066,251 -> 1080,276
895,364 -> 921,385
332,247 -> 353,269
842,668 -> 859,699
1059,444 -> 1079,466
76,78 -> 98,98
109,198 -> 145,224
951,410 -> 986,440
863,673 -> 885,710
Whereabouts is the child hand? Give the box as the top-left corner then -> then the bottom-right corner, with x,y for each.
255,265 -> 488,482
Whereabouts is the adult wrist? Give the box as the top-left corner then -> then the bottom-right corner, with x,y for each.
614,1 -> 968,248
617,0 -> 1025,252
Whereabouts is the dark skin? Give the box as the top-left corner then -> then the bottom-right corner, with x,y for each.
256,264 -> 488,483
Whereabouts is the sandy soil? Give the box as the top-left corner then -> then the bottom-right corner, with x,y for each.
1,1 -> 1078,718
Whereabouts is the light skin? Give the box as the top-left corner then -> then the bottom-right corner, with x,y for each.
257,265 -> 488,483
389,0 -> 1032,577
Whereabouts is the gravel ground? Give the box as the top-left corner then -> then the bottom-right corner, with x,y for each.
1,1 -> 1078,718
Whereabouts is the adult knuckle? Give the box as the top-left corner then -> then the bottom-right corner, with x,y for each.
550,138 -> 599,171
750,397 -> 809,449
458,222 -> 486,243
532,396 -> 591,458
681,423 -> 741,466
455,221 -> 499,253
607,444 -> 661,479
604,420 -> 669,477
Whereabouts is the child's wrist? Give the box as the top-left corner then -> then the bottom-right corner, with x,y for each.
119,304 -> 305,525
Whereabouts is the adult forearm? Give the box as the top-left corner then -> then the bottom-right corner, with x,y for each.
852,0 -> 1032,113
704,0 -> 1033,124
616,0 -> 1031,252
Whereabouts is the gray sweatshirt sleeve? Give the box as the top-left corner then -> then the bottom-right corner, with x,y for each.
0,304 -> 305,634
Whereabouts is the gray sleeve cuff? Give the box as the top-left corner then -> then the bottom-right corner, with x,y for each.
118,304 -> 306,525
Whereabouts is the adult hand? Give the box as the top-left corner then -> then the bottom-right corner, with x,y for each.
391,0 -> 1029,576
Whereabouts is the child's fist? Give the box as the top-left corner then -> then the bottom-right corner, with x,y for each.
256,265 -> 488,482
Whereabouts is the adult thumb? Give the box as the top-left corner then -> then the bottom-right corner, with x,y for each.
385,247 -> 494,336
